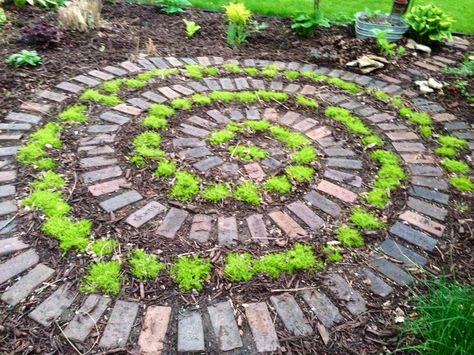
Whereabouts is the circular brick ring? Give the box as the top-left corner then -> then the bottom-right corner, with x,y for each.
0,50 -> 472,353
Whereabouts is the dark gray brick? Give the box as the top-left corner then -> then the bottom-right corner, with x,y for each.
5,112 -> 41,124
370,254 -> 414,286
304,190 -> 341,217
187,116 -> 217,130
300,289 -> 343,327
323,274 -> 367,315
287,201 -> 324,230
189,214 -> 212,243
327,158 -> 362,170
186,81 -> 208,93
246,214 -> 267,243
172,138 -> 206,148
324,148 -> 355,157
444,121 -> 470,131
270,293 -> 313,336
203,78 -> 220,91
0,185 -> 15,198
172,84 -> 194,96
407,197 -> 448,220
157,208 -> 188,239
56,81 -> 84,93
99,300 -> 139,349
219,78 -> 236,90
127,97 -> 151,110
412,176 -> 448,190
0,237 -> 28,257
218,216 -> 238,246
409,186 -> 449,204
79,134 -> 115,146
250,79 -> 265,90
180,124 -> 209,138
207,301 -> 243,351
29,283 -> 76,326
193,156 -> 223,171
324,168 -> 362,187
409,164 -> 444,177
142,91 -> 167,103
0,200 -> 17,216
87,125 -> 120,133
148,57 -> 170,69
229,110 -> 244,121
389,222 -> 437,251
206,109 -> 230,124
99,191 -> 143,212
178,311 -> 205,352
80,156 -> 118,169
100,111 -> 130,125
125,201 -> 166,228
235,77 -> 250,90
0,123 -> 32,131
380,239 -> 427,266
103,66 -> 127,76
179,146 -> 211,159
0,249 -> 39,284
0,146 -> 20,157
363,269 -> 393,297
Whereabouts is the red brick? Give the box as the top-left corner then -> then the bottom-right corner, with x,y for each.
20,101 -> 51,113
401,153 -> 435,164
399,210 -> 445,237
268,210 -> 307,238
432,113 -> 457,122
386,131 -> 419,141
244,162 -> 265,181
189,214 -> 213,242
306,126 -> 332,140
245,303 -> 279,352
112,103 -> 142,116
316,180 -> 357,203
0,170 -> 17,183
263,108 -> 279,121
138,306 -> 172,354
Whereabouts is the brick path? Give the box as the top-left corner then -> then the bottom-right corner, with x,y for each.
1,38 -> 473,352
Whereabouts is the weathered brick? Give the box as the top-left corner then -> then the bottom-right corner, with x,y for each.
284,83 -> 301,93
0,237 -> 29,257
235,77 -> 250,90
112,103 -> 142,116
80,134 -> 116,146
367,113 -> 394,123
317,180 -> 357,203
378,123 -> 408,131
80,145 -> 115,156
0,123 -> 31,131
293,118 -> 318,132
88,178 -> 130,196
63,295 -> 110,342
0,146 -> 20,157
268,210 -> 307,238
88,70 -> 114,81
197,56 -> 212,66
38,90 -> 68,102
125,201 -> 166,228
1,264 -> 54,306
399,210 -> 445,237
0,249 -> 38,285
287,201 -> 324,230
407,197 -> 447,220
172,137 -> 206,148
178,311 -> 205,352
246,107 -> 260,120
245,302 -> 279,352
218,216 -> 238,246
280,111 -> 301,126
6,112 -> 41,124
0,200 -> 17,216
0,170 -> 17,183
100,111 -> 130,125
323,148 -> 355,157
120,61 -> 142,73
327,158 -> 362,170
157,208 -> 189,239
80,156 -> 118,169
363,268 -> 393,297
414,61 -> 440,72
219,78 -> 236,91
99,300 -> 139,349
250,79 -> 265,90
324,168 -> 362,187
207,301 -> 243,351
401,153 -> 435,164
269,81 -> 283,91
206,109 -> 229,124
99,191 -> 143,212
408,186 -> 449,204
187,116 -> 217,130
103,66 -> 128,76
179,146 -> 211,159
244,162 -> 265,181
340,100 -> 363,110
87,125 -> 120,134
188,214 -> 212,243
0,185 -> 15,198
354,106 -> 379,117
408,164 -> 443,177
432,112 -> 456,122
229,109 -> 244,121
181,124 -> 209,138
270,293 -> 313,336
393,142 -> 426,152
323,274 -> 367,315
72,75 -> 101,87
82,166 -> 123,184
389,222 -> 437,251
386,131 -> 419,141
193,156 -> 223,171
444,121 -> 469,131
138,306 -> 172,354
300,289 -> 343,327
412,176 -> 448,190
246,214 -> 267,243
127,97 -> 151,110
304,190 -> 341,217
165,56 -> 183,67
141,91 -> 167,103
370,254 -> 414,286
20,102 -> 51,114
186,81 -> 209,93
148,57 -> 170,69
172,84 -> 194,96
29,283 -> 76,326
380,239 -> 427,266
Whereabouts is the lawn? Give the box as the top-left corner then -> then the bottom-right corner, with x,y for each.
190,0 -> 474,34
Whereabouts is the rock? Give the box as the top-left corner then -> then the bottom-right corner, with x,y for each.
366,54 -> 390,64
406,39 -> 417,49
428,78 -> 443,89
407,39 -> 432,55
415,80 -> 434,94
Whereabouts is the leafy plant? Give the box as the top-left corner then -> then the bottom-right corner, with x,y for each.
170,171 -> 200,202
171,255 -> 211,291
129,249 -> 165,280
80,261 -> 121,296
18,22 -> 63,48
7,50 -> 42,67
201,183 -> 231,202
225,2 -> 251,47
405,4 -> 453,44
372,29 -> 404,58
233,181 -> 261,205
444,58 -> 474,77
265,175 -> 292,195
183,19 -> 200,37
291,12 -> 330,37
158,0 -> 190,15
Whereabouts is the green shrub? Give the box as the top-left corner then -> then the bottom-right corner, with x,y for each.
406,4 -> 453,44
228,145 -> 268,161
80,261 -> 121,296
265,175 -> 292,195
337,225 -> 364,247
23,190 -> 70,217
224,252 -> 255,281
234,181 -> 261,205
129,249 -> 165,280
350,207 -> 385,230
154,159 -> 176,177
441,159 -> 470,174
201,183 -> 231,202
41,216 -> 92,252
170,171 -> 200,202
183,19 -> 201,37
207,129 -> 235,145
58,104 -> 88,123
91,239 -> 118,257
286,165 -> 314,182
291,12 -> 330,37
291,146 -> 317,164
171,255 -> 211,291
449,176 -> 474,191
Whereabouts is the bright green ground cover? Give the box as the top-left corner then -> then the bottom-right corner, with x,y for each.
190,0 -> 474,33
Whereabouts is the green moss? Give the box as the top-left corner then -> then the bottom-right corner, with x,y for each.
41,216 -> 92,252
136,72 -> 153,81
349,207 -> 385,230
129,249 -> 165,280
438,135 -> 468,150
224,252 -> 255,282
229,145 -> 268,161
284,70 -> 300,80
327,77 -> 363,93
449,176 -> 474,191
260,64 -> 279,77
58,104 -> 88,123
377,164 -> 406,181
142,115 -> 168,129
234,91 -> 259,103
201,183 -> 231,202
365,187 -> 390,208
170,171 -> 200,202
124,78 -> 146,89
295,94 -> 318,108
291,146 -> 317,164
184,64 -> 207,79
255,252 -> 286,278
265,175 -> 292,195
269,125 -> 309,148
373,90 -> 390,102
374,175 -> 402,189
419,125 -> 432,139
17,144 -> 47,166
101,79 -> 123,93
244,67 -> 259,75
322,244 -> 343,262
80,261 -> 121,296
361,134 -> 383,147
301,71 -> 328,82
171,98 -> 193,110
130,155 -> 146,167
399,108 -> 432,126
286,165 -> 314,182
30,123 -> 62,147
256,90 -> 289,102
371,149 -> 400,165
337,225 -> 365,247
324,106 -> 372,135
209,90 -> 235,103
23,190 -> 70,217
192,94 -> 212,105
132,132 -> 164,161
243,120 -> 270,132
171,255 -> 211,291
234,181 -> 261,205
154,159 -> 176,177
392,96 -> 405,108
91,239 -> 118,257
30,171 -> 65,191
441,159 -> 470,174
435,146 -> 457,157
205,66 -> 218,76
149,104 -> 175,117
223,63 -> 241,73
226,121 -> 245,133
80,89 -> 121,106
207,129 -> 235,145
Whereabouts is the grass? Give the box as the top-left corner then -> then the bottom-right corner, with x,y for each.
399,278 -> 474,354
80,261 -> 121,296
170,171 -> 200,202
129,249 -> 165,280
171,255 -> 211,291
233,181 -> 261,205
190,0 -> 474,33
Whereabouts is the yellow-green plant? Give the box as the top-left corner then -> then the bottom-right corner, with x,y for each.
224,2 -> 251,47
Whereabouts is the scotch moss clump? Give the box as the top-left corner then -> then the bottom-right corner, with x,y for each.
17,123 -> 62,169
269,125 -> 309,148
244,67 -> 259,75
184,64 -> 207,79
131,132 -> 164,161
223,63 -> 241,73
142,115 -> 168,129
234,181 -> 261,205
449,176 -> 474,191
41,216 -> 92,252
326,77 -> 362,93
284,70 -> 300,80
171,255 -> 211,291
149,104 -> 175,117
435,146 -> 457,157
142,104 -> 175,130
256,90 -> 289,102
291,146 -> 317,164
377,164 -> 406,180
286,165 -> 314,182
365,188 -> 390,208
234,91 -> 259,103
229,145 -> 268,161
265,175 -> 292,195
350,207 -> 385,230
124,78 -> 146,89
337,225 -> 364,247
260,65 -> 279,77
226,121 -> 244,133
23,191 -> 70,217
80,89 -> 121,106
440,159 -> 470,174
438,135 -> 468,150
170,171 -> 200,202
58,104 -> 88,123
419,125 -> 432,139
192,94 -> 212,105
80,261 -> 121,296
399,108 -> 432,126
129,249 -> 165,280
209,90 -> 235,103
322,244 -> 343,262
154,159 -> 176,177
296,95 -> 318,108
361,134 -> 383,147
207,129 -> 235,145
373,90 -> 390,102
371,149 -> 400,165
101,79 -> 123,93
91,239 -> 118,257
391,96 -> 405,108
324,106 -> 372,135
171,98 -> 193,110
30,171 -> 65,191
243,120 -> 270,132
201,183 -> 231,202
224,252 -> 255,282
